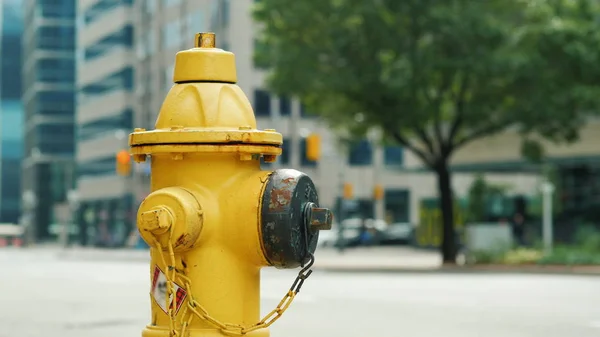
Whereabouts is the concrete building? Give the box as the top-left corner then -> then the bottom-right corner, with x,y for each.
73,0 -> 212,246
0,0 -> 23,224
21,0 -> 76,241
75,0 -> 136,246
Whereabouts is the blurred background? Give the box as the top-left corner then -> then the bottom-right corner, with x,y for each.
1,1 -> 600,336
2,0 -> 599,252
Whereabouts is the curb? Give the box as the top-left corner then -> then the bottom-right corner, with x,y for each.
314,264 -> 600,276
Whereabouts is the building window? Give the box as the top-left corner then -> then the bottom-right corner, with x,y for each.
41,0 -> 76,19
136,29 -> 156,59
384,145 -> 404,167
36,91 -> 75,117
162,19 -> 182,49
162,0 -> 181,8
78,109 -> 133,141
37,25 -> 75,51
36,123 -> 75,155
336,198 -> 374,220
253,89 -> 271,117
144,0 -> 157,13
84,0 -> 131,24
78,157 -> 117,178
280,138 -> 290,165
37,58 -> 75,83
300,138 -> 317,167
385,189 -> 410,223
81,67 -> 134,98
85,25 -> 133,61
279,96 -> 291,116
50,162 -> 75,202
348,139 -> 372,166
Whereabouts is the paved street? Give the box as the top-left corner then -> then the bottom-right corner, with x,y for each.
1,248 -> 599,337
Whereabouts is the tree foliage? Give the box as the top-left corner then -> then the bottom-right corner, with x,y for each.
253,0 -> 600,262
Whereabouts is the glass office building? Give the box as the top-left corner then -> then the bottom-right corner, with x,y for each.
21,0 -> 76,240
0,0 -> 23,224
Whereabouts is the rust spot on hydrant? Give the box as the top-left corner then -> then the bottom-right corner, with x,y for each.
175,234 -> 189,248
269,187 -> 292,211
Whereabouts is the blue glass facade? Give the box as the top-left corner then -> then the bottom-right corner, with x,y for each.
0,0 -> 24,224
22,0 -> 76,240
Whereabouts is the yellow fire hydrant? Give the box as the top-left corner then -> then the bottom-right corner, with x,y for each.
129,33 -> 333,337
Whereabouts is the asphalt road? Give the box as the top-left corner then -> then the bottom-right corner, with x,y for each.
1,248 -> 599,337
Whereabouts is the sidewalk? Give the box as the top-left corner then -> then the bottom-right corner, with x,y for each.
314,246 -> 442,271
17,245 -> 600,276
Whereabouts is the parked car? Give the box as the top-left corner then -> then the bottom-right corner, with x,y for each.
380,222 -> 416,245
317,218 -> 387,248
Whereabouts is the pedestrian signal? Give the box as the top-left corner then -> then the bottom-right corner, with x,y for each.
305,133 -> 321,162
374,184 -> 384,200
343,183 -> 353,200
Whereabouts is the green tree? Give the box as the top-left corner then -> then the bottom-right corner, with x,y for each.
253,0 -> 600,263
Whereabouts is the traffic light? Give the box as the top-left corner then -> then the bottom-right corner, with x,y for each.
343,183 -> 353,200
116,150 -> 132,176
373,184 -> 384,200
305,133 -> 321,162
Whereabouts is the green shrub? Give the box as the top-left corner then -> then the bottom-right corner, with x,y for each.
573,225 -> 600,254
537,245 -> 600,265
503,248 -> 544,265
470,250 -> 505,264
469,226 -> 600,265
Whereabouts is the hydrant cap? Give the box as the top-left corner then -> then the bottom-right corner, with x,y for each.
129,32 -> 283,159
173,32 -> 237,83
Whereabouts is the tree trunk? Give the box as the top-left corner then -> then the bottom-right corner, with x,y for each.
435,161 -> 457,264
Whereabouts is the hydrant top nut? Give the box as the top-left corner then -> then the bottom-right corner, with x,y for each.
306,204 -> 333,232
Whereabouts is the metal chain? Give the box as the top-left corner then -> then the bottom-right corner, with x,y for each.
149,226 -> 315,336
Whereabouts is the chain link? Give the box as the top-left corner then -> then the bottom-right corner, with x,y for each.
149,226 -> 315,336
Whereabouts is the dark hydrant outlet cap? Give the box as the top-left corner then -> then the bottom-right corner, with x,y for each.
260,169 -> 330,269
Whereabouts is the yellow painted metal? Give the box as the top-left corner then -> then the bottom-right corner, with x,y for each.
131,33 -> 283,337
173,32 -> 237,83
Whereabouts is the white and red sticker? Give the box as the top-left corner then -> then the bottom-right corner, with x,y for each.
151,265 -> 187,315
